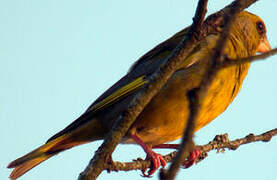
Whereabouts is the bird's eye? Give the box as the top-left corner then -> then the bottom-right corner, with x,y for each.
256,21 -> 265,34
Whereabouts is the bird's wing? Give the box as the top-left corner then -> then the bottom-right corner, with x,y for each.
46,27 -> 206,143
85,28 -> 190,113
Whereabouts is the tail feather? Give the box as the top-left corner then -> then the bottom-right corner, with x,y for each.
9,155 -> 52,180
8,117 -> 105,179
7,134 -> 87,180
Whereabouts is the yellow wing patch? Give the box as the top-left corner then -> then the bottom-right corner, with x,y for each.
90,76 -> 148,112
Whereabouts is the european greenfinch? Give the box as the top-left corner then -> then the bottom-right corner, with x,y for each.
8,11 -> 271,179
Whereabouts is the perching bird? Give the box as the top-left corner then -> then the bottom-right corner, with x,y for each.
8,11 -> 271,179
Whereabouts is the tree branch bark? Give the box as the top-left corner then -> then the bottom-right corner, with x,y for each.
159,0 -> 209,179
219,48 -> 277,68
104,128 -> 277,172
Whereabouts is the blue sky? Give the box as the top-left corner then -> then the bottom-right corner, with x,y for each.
1,1 -> 277,180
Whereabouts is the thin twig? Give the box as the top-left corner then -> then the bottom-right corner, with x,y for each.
105,128 -> 277,172
218,48 -> 277,68
78,3 -> 205,180
190,0 -> 209,36
159,0 -> 209,179
78,33 -> 199,180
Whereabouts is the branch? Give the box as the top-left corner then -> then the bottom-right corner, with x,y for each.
218,48 -> 277,68
190,0 -> 209,36
199,0 -> 258,38
78,1 -> 207,179
159,0 -> 209,179
105,128 -> 277,172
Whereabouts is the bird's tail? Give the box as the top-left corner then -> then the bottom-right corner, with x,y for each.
7,133 -> 88,180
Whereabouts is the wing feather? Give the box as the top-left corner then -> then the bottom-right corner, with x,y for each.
89,76 -> 147,112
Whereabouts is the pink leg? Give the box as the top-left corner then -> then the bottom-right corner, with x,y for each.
130,134 -> 167,177
153,144 -> 200,168
153,144 -> 179,149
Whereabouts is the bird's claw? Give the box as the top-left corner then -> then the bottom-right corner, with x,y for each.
182,148 -> 200,168
141,152 -> 167,177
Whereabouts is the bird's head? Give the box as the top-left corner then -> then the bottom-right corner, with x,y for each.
232,11 -> 271,55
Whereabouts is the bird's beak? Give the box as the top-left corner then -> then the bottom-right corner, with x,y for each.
257,35 -> 271,53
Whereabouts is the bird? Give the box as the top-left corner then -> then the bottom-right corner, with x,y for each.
8,11 -> 271,179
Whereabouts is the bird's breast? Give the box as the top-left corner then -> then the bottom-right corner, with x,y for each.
123,63 -> 250,146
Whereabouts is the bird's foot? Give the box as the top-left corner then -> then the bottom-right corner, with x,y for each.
141,151 -> 167,177
153,144 -> 200,168
130,134 -> 167,177
182,148 -> 200,168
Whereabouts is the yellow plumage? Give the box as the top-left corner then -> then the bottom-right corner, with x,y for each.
8,11 -> 271,179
